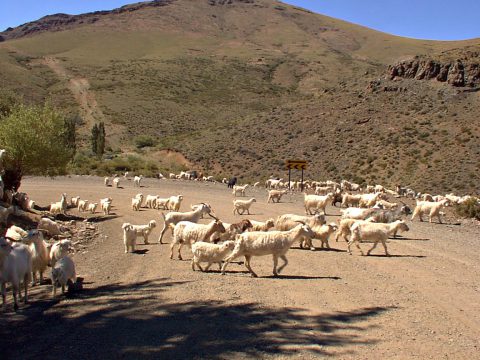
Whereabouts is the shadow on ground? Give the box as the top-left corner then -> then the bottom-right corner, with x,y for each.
1,279 -> 394,359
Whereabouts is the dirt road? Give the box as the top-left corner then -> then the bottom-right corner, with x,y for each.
2,176 -> 479,359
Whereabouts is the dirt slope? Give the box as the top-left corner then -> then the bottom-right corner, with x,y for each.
1,177 -> 478,359
0,0 -> 479,193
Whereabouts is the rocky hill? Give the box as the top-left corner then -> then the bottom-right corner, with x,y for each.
0,0 -> 478,194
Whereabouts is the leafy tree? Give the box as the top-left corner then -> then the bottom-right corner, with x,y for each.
0,103 -> 74,191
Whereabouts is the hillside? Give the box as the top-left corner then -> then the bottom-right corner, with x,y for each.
0,0 -> 479,193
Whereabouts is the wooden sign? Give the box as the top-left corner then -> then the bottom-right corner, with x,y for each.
286,160 -> 308,170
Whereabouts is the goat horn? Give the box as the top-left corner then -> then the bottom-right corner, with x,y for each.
208,213 -> 220,221
295,221 -> 306,225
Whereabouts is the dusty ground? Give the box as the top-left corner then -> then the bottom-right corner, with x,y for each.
1,176 -> 479,359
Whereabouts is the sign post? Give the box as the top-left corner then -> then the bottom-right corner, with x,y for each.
285,160 -> 308,191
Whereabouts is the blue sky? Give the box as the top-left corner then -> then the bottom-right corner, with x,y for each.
1,0 -> 479,40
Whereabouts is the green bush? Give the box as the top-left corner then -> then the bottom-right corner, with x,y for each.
0,103 -> 74,189
134,135 -> 157,149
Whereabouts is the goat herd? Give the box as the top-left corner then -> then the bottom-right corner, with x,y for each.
1,172 -> 478,313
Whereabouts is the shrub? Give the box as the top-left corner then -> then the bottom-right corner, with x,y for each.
455,199 -> 480,220
134,135 -> 157,149
0,103 -> 74,190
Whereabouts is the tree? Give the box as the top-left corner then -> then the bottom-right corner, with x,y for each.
97,121 -> 106,157
0,103 -> 74,191
91,123 -> 99,155
64,114 -> 78,152
91,122 -> 106,157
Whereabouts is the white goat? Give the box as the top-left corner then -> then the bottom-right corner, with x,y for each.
87,203 -> 98,214
37,218 -> 66,237
158,203 -> 212,243
304,223 -> 338,249
340,207 -> 377,220
221,223 -> 315,277
265,178 -> 283,189
267,190 -> 288,203
411,199 -> 450,223
50,193 -> 68,215
170,219 -> 225,260
70,196 -> 80,207
0,238 -> 32,311
167,195 -> 183,211
375,199 -> 399,210
77,199 -> 89,212
191,241 -> 235,272
304,193 -> 334,215
155,197 -> 170,210
131,196 -> 143,211
6,225 -> 28,241
335,218 -> 357,243
145,195 -> 158,208
51,256 -> 76,297
233,198 -> 256,215
232,184 -> 249,197
249,219 -> 275,232
341,193 -> 362,208
101,199 -> 112,215
24,230 -> 49,286
275,213 -> 326,230
104,177 -> 110,186
348,220 -> 409,256
275,213 -> 326,250
133,175 -> 143,187
122,220 -> 157,251
49,239 -> 72,268
113,177 -> 120,188
358,193 -> 384,208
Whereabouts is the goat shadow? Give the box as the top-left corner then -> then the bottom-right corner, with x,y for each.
367,254 -> 426,258
132,249 -> 149,255
86,214 -> 120,223
314,248 -> 347,253
264,275 -> 342,280
390,236 -> 430,241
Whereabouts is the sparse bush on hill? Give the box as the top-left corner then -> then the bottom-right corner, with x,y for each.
0,89 -> 22,118
69,152 -> 163,178
455,199 -> 480,220
134,135 -> 157,149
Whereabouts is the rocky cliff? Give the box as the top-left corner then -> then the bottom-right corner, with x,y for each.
387,54 -> 480,88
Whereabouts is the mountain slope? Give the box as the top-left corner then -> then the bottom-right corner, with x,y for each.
0,0 -> 478,193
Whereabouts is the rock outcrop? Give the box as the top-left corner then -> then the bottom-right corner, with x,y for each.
387,56 -> 480,88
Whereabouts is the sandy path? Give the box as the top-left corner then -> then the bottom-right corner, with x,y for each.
42,56 -> 104,132
1,176 -> 479,359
